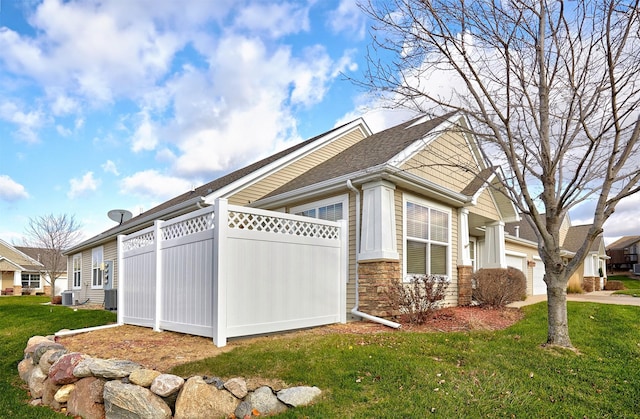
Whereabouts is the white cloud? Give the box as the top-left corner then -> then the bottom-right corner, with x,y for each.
120,170 -> 192,200
56,124 -> 72,136
0,175 -> 29,201
233,2 -> 311,38
68,171 -> 100,199
327,0 -> 366,39
102,160 -> 120,176
0,101 -> 44,143
130,110 -> 158,152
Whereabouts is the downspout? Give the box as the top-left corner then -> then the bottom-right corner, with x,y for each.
346,180 -> 401,329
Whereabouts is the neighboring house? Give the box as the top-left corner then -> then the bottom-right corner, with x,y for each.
606,236 -> 640,272
0,239 -> 58,296
505,215 -> 608,294
15,246 -> 68,296
65,113 -> 522,318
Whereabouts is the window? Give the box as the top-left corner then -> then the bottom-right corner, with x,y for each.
73,254 -> 82,289
405,199 -> 450,280
291,195 -> 348,222
21,273 -> 40,289
469,237 -> 477,271
92,247 -> 103,289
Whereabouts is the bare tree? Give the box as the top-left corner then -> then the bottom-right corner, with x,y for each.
23,214 -> 82,298
360,0 -> 640,347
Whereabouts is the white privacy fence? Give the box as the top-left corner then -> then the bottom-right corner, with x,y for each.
117,199 -> 347,347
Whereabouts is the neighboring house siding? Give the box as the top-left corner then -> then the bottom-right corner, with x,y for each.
229,129 -> 367,206
505,240 -> 537,295
401,130 -> 478,194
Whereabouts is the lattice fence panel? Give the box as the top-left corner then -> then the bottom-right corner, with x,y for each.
227,211 -> 340,240
122,231 -> 155,252
161,213 -> 215,240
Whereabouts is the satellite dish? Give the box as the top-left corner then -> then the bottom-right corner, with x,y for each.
108,209 -> 133,225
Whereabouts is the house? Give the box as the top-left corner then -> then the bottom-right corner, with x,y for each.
0,239 -> 65,296
504,215 -> 608,294
15,246 -> 69,296
606,236 -> 640,272
65,113 -> 521,320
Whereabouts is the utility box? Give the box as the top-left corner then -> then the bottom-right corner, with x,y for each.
104,289 -> 117,311
61,291 -> 73,306
103,260 -> 114,290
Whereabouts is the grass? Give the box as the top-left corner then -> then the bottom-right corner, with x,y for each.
173,302 -> 640,418
608,274 -> 640,297
0,296 -> 116,418
2,297 -> 640,417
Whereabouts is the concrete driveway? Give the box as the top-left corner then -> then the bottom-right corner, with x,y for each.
509,290 -> 640,308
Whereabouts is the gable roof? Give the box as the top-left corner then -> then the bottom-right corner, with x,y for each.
15,246 -> 67,272
66,119 -> 369,254
0,239 -> 44,272
505,215 -> 603,254
263,113 -> 456,198
606,235 -> 640,250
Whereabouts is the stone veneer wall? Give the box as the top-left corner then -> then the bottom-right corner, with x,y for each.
357,260 -> 401,317
457,265 -> 473,306
19,334 -> 322,418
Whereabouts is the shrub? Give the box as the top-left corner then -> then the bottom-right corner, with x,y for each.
604,280 -> 625,291
472,267 -> 527,307
386,275 -> 449,324
566,282 -> 584,294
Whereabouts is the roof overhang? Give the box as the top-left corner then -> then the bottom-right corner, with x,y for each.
64,196 -> 207,255
0,256 -> 26,271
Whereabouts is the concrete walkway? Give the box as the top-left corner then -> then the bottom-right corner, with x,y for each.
508,290 -> 640,308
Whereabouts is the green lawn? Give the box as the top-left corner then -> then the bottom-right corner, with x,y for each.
608,274 -> 640,297
0,296 -> 115,418
2,297 -> 640,417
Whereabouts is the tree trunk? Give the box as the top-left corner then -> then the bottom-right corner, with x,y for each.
546,284 -> 572,347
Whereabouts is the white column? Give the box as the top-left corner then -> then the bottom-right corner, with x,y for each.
482,221 -> 506,268
213,198 -> 228,347
13,270 -> 22,286
359,180 -> 399,261
458,208 -> 472,266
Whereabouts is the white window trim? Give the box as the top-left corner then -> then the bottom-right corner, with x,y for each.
290,194 -> 349,221
469,237 -> 477,272
402,194 -> 452,281
72,254 -> 82,290
91,246 -> 104,290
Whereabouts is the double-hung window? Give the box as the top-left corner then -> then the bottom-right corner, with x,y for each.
21,273 -> 40,289
291,195 -> 347,222
404,198 -> 451,280
91,247 -> 103,289
73,254 -> 82,289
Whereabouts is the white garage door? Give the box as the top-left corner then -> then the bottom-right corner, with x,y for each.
506,254 -> 526,274
532,259 -> 546,295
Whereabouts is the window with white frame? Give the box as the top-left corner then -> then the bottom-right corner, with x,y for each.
469,237 -> 477,271
404,198 -> 451,280
21,273 -> 40,289
291,195 -> 347,222
73,254 -> 82,289
91,247 -> 103,289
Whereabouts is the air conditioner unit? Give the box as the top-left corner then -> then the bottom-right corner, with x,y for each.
634,264 -> 640,275
104,289 -> 117,311
61,291 -> 73,306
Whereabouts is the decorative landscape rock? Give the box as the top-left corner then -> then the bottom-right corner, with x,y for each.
277,386 -> 322,407
48,352 -> 86,385
245,386 -> 288,416
151,373 -> 184,397
174,376 -> 238,419
224,377 -> 248,399
130,368 -> 162,387
19,334 -> 323,418
104,380 -> 172,419
67,377 -> 106,419
74,358 -> 142,379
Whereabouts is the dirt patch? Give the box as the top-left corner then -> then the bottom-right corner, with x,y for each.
58,306 -> 522,372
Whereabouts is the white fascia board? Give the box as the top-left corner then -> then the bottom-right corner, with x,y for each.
252,164 -> 471,210
204,119 -> 370,204
64,196 -> 206,255
505,235 -> 539,249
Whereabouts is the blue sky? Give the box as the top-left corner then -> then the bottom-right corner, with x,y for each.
0,0 -> 637,246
